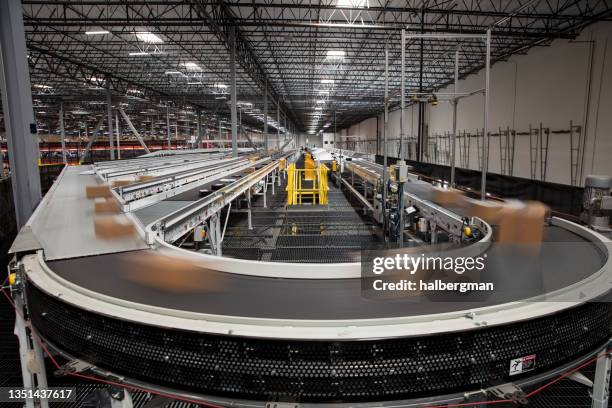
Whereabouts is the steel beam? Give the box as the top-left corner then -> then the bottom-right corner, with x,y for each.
0,0 -> 42,228
166,106 -> 171,149
59,101 -> 67,164
106,86 -> 115,160
400,29 -> 405,159
197,109 -> 202,148
230,26 -> 238,158
79,115 -> 105,164
481,29 -> 491,200
382,42 -> 389,243
118,107 -> 151,154
190,0 -> 298,125
264,80 -> 268,151
115,110 -> 121,160
450,48 -> 459,187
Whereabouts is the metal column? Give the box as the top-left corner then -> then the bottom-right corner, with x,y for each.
382,43 -> 389,243
230,26 -> 238,158
0,0 -> 42,228
263,80 -> 268,151
450,48 -> 459,187
196,109 -> 202,148
79,115 -> 105,163
115,110 -> 121,160
276,104 -> 280,149
263,175 -> 267,208
399,29 -> 405,159
106,86 -> 115,160
481,29 -> 491,200
59,102 -> 67,164
166,106 -> 171,149
247,189 -> 253,230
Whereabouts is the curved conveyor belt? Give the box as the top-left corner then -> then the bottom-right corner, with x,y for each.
14,157 -> 612,406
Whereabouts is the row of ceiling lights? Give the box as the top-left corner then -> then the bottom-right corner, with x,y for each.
308,50 -> 345,134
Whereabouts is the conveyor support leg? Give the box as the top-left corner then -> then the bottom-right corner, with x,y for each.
208,214 -> 222,256
592,347 -> 612,408
247,189 -> 253,230
14,292 -> 49,408
263,176 -> 267,208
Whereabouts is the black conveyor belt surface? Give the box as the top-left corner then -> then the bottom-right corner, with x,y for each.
47,226 -> 606,320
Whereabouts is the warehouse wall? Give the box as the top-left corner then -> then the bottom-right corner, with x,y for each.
337,21 -> 612,187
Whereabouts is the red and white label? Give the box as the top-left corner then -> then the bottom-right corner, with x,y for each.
509,354 -> 536,376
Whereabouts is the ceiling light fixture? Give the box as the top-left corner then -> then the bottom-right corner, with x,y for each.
321,79 -> 335,84
184,62 -> 202,70
326,50 -> 346,60
336,0 -> 367,8
129,51 -> 149,56
85,30 -> 110,35
135,32 -> 163,43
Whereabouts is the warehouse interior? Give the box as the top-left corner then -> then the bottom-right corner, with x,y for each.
1,1 -> 612,407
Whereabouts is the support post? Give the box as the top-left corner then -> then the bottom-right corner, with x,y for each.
79,115 -> 105,163
383,42 -> 389,243
263,176 -> 267,208
263,80 -> 268,151
59,102 -> 67,164
400,29 -> 405,159
14,294 -> 49,408
118,107 -> 151,154
481,29 -> 491,200
166,106 -> 171,149
592,347 -> 611,408
196,109 -> 202,148
247,188 -> 253,230
276,104 -> 280,149
230,26 -> 238,158
0,0 -> 42,227
106,86 -> 115,160
115,110 -> 121,160
450,48 -> 459,187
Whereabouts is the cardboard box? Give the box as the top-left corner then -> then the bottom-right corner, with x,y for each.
85,185 -> 112,199
465,199 -> 503,224
432,187 -> 465,206
120,252 -> 226,293
94,198 -> 121,213
94,216 -> 135,238
137,175 -> 156,182
111,179 -> 133,188
497,201 -> 549,244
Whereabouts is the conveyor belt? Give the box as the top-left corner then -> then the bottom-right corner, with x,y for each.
47,225 -> 605,320
13,152 -> 612,406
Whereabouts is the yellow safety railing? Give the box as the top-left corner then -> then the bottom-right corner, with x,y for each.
286,162 -> 297,205
286,161 -> 329,206
318,164 -> 329,204
304,153 -> 316,181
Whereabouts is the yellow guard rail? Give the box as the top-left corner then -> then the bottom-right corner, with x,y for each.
286,161 -> 329,205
